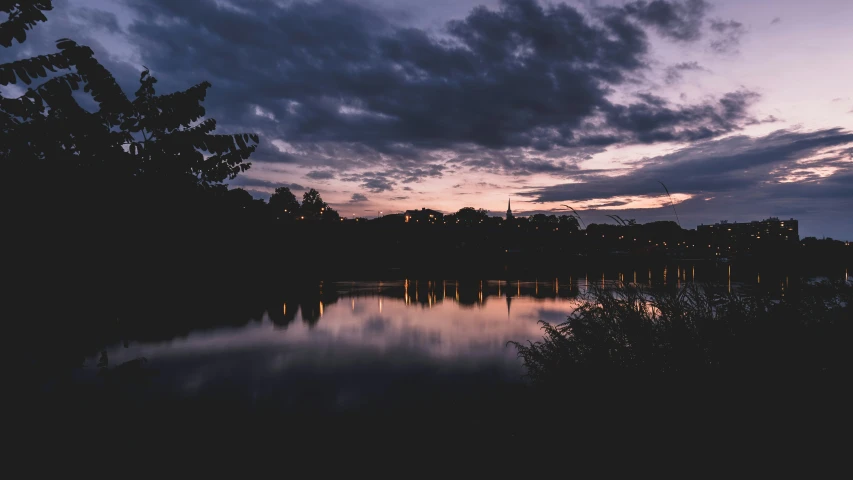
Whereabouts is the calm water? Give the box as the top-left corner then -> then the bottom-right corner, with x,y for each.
82,279 -> 581,409
77,264 -> 849,411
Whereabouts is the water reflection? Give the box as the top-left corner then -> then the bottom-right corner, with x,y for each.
93,268 -> 784,366
79,263 -> 846,410
87,279 -> 591,406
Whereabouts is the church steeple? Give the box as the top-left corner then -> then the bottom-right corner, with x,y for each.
506,197 -> 514,220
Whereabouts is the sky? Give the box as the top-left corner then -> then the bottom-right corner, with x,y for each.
3,0 -> 852,238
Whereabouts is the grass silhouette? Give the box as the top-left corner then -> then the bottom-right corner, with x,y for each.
511,280 -> 851,384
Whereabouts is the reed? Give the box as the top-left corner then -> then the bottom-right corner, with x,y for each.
510,280 -> 851,385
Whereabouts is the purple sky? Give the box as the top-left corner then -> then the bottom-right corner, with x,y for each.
3,0 -> 851,238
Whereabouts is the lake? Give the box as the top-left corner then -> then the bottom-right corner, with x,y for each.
72,262 -> 848,413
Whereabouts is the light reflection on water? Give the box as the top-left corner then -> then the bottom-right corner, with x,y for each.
88,267 -> 828,370
82,266 -> 847,407
83,280 -> 597,408
93,280 -> 589,377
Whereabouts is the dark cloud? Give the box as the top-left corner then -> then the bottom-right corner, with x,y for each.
349,193 -> 369,203
3,0 -> 766,185
230,177 -> 277,189
664,61 -> 706,84
70,7 -> 122,34
622,0 -> 709,42
5,0 -> 850,238
586,200 -> 630,208
444,143 -> 605,176
227,176 -> 274,189
112,0 -> 755,160
601,90 -> 759,144
362,177 -> 395,193
227,176 -> 306,191
0,2 -> 142,98
306,170 -> 336,180
709,19 -> 747,54
389,196 -> 410,201
340,172 -> 396,192
384,162 -> 444,183
519,129 -> 853,237
521,128 -> 853,204
770,17 -> 781,25
476,182 -> 508,189
466,153 -> 579,176
745,115 -> 781,125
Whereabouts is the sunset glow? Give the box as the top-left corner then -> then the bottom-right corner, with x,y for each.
5,0 -> 852,237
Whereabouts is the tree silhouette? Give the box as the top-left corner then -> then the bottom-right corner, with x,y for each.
322,206 -> 341,223
298,188 -> 342,222
301,188 -> 326,219
0,0 -> 53,47
531,214 -> 559,224
269,186 -> 301,220
1,39 -> 259,197
2,15 -> 262,293
450,207 -> 489,225
558,215 -> 580,231
125,68 -> 258,188
226,188 -> 254,203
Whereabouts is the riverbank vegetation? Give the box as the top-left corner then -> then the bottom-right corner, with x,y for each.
512,280 -> 851,386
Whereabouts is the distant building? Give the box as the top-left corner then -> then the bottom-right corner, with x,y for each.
697,217 -> 799,255
404,208 -> 443,224
506,198 -> 514,221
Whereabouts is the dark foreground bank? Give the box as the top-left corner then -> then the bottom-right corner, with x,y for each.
19,370 -> 848,471
11,267 -> 850,468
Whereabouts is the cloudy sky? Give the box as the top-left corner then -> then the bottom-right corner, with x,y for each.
4,0 -> 852,238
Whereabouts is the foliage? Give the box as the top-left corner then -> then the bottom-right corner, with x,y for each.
529,214 -> 579,230
1,3 -> 259,200
530,214 -> 557,224
269,186 -> 301,219
0,0 -> 52,47
448,207 -> 489,225
298,187 -> 340,222
510,281 -> 852,384
2,11 -> 262,282
1,40 -> 259,194
322,207 -> 341,222
558,215 -> 580,230
301,188 -> 325,217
